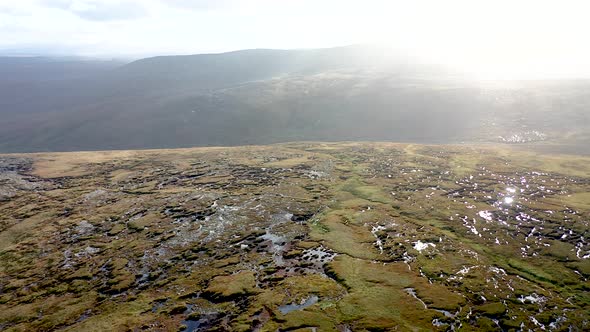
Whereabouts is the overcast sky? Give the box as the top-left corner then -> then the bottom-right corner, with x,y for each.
1,0 -> 590,78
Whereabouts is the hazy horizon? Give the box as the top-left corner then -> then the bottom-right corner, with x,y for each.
2,0 -> 590,79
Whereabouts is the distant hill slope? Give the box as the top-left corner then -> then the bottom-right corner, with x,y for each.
0,56 -> 125,83
0,46 -> 589,153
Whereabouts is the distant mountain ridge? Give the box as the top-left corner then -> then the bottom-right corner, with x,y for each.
0,46 -> 589,153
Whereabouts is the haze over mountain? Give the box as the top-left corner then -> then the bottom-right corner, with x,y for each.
1,45 -> 589,153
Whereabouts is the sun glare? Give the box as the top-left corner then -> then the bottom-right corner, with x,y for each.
369,0 -> 590,79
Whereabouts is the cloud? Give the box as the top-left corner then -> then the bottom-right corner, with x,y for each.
162,0 -> 239,10
42,0 -> 148,21
0,1 -> 37,16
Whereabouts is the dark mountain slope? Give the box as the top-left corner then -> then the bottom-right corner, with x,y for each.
0,47 -> 589,153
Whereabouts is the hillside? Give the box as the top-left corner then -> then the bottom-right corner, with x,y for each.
1,46 -> 589,153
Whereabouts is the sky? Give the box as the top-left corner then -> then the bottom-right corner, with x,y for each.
1,0 -> 590,78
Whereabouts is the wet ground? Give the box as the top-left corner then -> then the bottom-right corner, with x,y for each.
0,142 -> 588,331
